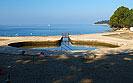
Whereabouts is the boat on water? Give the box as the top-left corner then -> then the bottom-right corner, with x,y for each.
48,24 -> 51,27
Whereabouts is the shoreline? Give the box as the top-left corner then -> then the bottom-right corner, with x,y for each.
0,32 -> 133,56
92,23 -> 109,25
0,32 -> 133,82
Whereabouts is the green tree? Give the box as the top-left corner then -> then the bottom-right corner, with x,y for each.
94,20 -> 109,24
110,6 -> 130,28
125,9 -> 133,27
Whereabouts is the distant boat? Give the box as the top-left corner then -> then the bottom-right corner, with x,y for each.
48,24 -> 51,27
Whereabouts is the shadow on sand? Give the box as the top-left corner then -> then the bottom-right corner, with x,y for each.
0,51 -> 133,83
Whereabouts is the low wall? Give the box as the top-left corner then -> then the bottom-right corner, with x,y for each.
8,40 -> 62,48
69,37 -> 119,48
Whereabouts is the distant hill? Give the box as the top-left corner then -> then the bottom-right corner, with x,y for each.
94,20 -> 109,25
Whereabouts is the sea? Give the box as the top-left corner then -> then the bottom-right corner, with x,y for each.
0,24 -> 112,51
0,24 -> 110,37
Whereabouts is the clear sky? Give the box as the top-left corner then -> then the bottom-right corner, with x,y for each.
0,0 -> 132,25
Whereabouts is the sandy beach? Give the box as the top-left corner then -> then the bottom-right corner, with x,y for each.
0,32 -> 133,83
1,0 -> 133,82
0,52 -> 133,83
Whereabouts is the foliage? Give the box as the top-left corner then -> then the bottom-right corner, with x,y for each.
110,6 -> 133,28
94,20 -> 109,24
125,9 -> 133,27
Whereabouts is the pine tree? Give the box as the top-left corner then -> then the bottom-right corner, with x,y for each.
110,6 -> 130,28
125,9 -> 133,27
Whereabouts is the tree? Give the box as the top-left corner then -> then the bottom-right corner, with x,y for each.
94,20 -> 109,24
125,9 -> 133,27
110,6 -> 130,28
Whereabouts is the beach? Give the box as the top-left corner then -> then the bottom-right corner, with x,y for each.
1,0 -> 133,82
0,31 -> 133,55
0,32 -> 133,83
0,52 -> 133,83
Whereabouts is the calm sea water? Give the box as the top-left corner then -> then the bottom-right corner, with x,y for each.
0,24 -> 112,51
0,24 -> 111,37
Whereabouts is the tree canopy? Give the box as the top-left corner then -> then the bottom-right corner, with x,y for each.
94,20 -> 109,24
110,6 -> 133,28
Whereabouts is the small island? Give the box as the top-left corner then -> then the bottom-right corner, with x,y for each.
94,20 -> 109,25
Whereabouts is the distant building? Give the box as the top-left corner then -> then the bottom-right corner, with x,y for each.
130,27 -> 133,32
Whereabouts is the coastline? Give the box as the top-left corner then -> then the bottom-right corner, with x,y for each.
92,23 -> 109,25
0,32 -> 133,56
0,32 -> 133,82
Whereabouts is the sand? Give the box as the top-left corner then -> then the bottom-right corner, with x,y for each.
0,32 -> 133,56
104,32 -> 133,40
0,53 -> 133,83
0,32 -> 133,83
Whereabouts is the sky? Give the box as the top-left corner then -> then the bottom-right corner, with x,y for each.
0,0 -> 133,25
